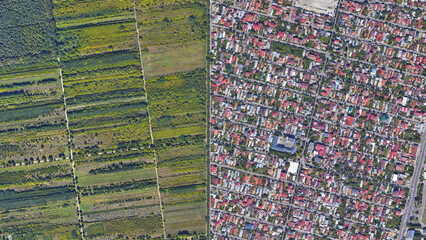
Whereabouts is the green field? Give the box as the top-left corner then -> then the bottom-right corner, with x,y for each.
136,0 -> 208,236
142,42 -> 206,79
80,186 -> 160,212
53,0 -> 134,25
78,167 -> 156,186
0,161 -> 80,239
163,201 -> 206,236
1,0 -> 208,238
57,21 -> 137,58
103,215 -> 164,238
54,0 -> 165,235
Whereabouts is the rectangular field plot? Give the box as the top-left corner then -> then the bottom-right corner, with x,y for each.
74,151 -> 164,239
0,72 -> 61,109
163,201 -> 206,237
136,0 -> 206,47
0,159 -> 73,190
77,165 -> 156,186
61,51 -> 140,73
0,70 -> 69,166
83,215 -> 164,239
75,152 -> 157,188
101,215 -> 163,238
57,21 -> 137,59
142,42 -> 206,79
79,187 -> 160,214
0,161 -> 80,239
53,0 -> 134,26
136,0 -> 207,79
70,119 -> 151,152
147,70 -> 206,127
156,145 -> 207,237
155,125 -> 205,140
158,153 -> 206,188
64,79 -> 146,107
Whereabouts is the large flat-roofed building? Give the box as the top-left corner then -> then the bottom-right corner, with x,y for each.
271,135 -> 297,154
294,0 -> 338,16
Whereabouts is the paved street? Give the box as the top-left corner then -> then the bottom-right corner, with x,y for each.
209,0 -> 426,238
398,132 -> 426,239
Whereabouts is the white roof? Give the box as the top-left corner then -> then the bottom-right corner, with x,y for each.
288,161 -> 299,174
392,174 -> 398,182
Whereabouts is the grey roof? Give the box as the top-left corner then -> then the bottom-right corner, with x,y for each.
271,135 -> 297,154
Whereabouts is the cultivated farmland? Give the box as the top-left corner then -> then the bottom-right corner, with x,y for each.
136,0 -> 209,237
1,0 -> 208,238
53,0 -> 165,238
0,160 -> 80,239
0,2 -> 80,238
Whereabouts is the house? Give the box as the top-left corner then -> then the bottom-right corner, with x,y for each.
316,144 -> 326,157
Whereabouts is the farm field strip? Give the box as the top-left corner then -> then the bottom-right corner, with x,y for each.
52,0 -> 166,238
1,0 -> 208,238
79,186 -> 160,212
77,167 -> 157,186
132,0 -> 167,237
134,0 -> 209,237
0,56 -> 71,166
56,15 -> 135,29
163,201 -> 207,236
141,42 -> 206,79
53,0 -> 135,27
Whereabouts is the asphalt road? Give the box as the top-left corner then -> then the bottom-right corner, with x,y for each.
398,132 -> 426,240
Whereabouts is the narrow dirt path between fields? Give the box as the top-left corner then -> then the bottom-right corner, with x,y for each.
131,2 -> 167,239
59,59 -> 85,239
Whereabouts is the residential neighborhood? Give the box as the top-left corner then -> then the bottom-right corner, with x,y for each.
209,0 -> 426,238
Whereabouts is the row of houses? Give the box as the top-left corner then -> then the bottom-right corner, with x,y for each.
209,0 -> 426,239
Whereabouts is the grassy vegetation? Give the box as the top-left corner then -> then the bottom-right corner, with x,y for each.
136,0 -> 208,236
53,0 -> 134,25
163,201 -> 206,237
0,162 -> 79,238
142,42 -> 206,79
270,41 -> 304,57
52,0 -> 167,237
79,186 -> 160,212
103,215 -> 164,238
0,0 -> 68,167
62,51 -> 140,72
1,0 -> 208,237
415,183 -> 424,209
57,21 -> 137,58
148,70 -> 206,120
0,68 -> 59,82
85,223 -> 105,237
78,167 -> 157,186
